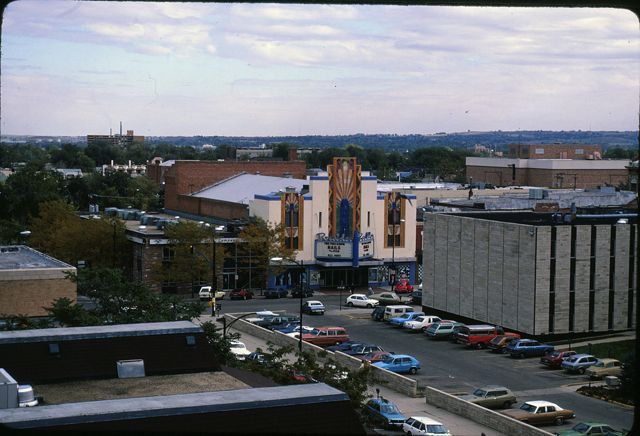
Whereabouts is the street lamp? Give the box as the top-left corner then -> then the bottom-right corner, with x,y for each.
206,223 -> 225,317
271,256 -> 304,356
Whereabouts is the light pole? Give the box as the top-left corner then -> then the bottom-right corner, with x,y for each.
206,224 -> 225,317
271,256 -> 304,356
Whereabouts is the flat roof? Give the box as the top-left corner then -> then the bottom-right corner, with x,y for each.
0,383 -> 348,429
0,246 -> 74,271
0,321 -> 201,345
192,173 -> 307,204
444,210 -> 637,226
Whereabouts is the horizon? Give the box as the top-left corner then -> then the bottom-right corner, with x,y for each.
2,2 -> 638,136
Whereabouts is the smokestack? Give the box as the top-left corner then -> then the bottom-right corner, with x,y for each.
120,121 -> 122,137
110,128 -> 112,136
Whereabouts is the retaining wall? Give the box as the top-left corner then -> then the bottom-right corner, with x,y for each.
224,314 -> 418,397
424,387 -> 553,436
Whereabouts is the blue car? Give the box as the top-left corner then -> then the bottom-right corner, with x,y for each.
388,311 -> 425,328
373,354 -> 421,374
506,339 -> 554,358
364,397 -> 406,428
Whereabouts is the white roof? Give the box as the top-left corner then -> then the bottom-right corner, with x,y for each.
524,400 -> 561,408
306,300 -> 323,305
409,416 -> 445,425
192,173 -> 307,205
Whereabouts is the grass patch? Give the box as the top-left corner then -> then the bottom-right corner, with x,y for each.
573,340 -> 635,361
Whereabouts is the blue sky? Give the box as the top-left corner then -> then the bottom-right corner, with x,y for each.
1,1 -> 638,136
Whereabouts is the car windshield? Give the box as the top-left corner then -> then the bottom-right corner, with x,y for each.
414,316 -> 425,322
380,404 -> 401,414
472,389 -> 487,397
230,342 -> 244,349
426,425 -> 448,434
572,423 -> 590,432
520,403 -> 536,412
593,361 -> 605,367
381,355 -> 395,364
490,336 -> 504,344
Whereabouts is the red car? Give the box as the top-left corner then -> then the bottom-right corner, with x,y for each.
394,279 -> 414,294
540,350 -> 577,368
229,288 -> 254,300
360,351 -> 394,364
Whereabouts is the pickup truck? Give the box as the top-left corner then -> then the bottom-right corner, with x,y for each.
198,286 -> 225,301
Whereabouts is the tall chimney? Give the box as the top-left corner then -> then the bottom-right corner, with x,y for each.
120,121 -> 122,137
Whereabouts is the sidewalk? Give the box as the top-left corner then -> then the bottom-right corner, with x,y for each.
196,314 -> 504,436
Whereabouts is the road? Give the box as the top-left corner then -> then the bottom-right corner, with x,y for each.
212,292 -> 634,433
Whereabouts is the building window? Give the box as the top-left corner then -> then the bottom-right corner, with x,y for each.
163,247 -> 175,261
575,149 -> 584,155
386,194 -> 402,247
319,212 -> 322,228
535,148 -> 545,154
548,293 -> 555,333
588,290 -> 595,331
367,211 -> 370,227
569,291 -> 575,332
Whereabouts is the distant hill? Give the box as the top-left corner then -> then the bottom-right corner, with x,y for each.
144,131 -> 637,151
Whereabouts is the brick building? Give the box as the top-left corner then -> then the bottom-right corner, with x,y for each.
466,157 -> 630,189
507,143 -> 602,159
0,246 -> 76,318
158,160 -> 307,218
422,211 -> 637,336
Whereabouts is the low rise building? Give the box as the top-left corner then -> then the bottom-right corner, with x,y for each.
507,143 -> 602,160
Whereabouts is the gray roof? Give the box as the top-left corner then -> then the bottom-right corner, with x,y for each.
0,383 -> 348,428
0,246 -> 74,271
0,321 -> 201,344
192,173 -> 307,204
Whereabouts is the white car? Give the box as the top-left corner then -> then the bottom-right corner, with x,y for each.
229,340 -> 252,360
244,310 -> 278,323
345,294 -> 379,308
402,416 -> 451,436
402,315 -> 442,332
198,286 -> 225,301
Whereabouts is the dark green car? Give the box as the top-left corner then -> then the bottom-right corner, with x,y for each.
554,422 -> 626,436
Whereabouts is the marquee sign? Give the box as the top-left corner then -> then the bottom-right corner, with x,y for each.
314,232 -> 375,263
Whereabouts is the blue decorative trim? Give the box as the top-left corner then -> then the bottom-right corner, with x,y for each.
377,195 -> 385,200
303,195 -> 312,200
405,194 -> 417,199
254,194 -> 281,201
310,176 -> 329,180
362,176 -> 378,181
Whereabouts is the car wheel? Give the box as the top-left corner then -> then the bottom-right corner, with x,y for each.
409,367 -> 417,375
347,302 -> 353,307
406,432 -> 412,436
502,401 -> 512,408
578,367 -> 585,374
476,343 -> 483,350
243,295 -> 247,300
367,304 -> 372,308
555,417 -> 564,425
501,348 -> 508,354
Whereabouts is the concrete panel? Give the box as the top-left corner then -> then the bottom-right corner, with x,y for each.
517,227 -> 536,333
534,228 -> 551,335
502,224 -> 520,330
553,226 -> 571,333
593,226 -> 611,329
573,226 -> 592,332
433,216 -> 449,310
487,222 -> 504,326
473,221 -> 489,321
613,224 -> 630,330
446,217 -> 461,314
422,217 -> 436,307
459,219 -> 475,318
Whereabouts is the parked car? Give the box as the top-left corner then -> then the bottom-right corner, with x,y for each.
364,397 -> 406,428
326,340 -> 367,353
402,416 -> 451,436
487,335 -> 520,353
345,293 -> 379,308
506,339 -> 554,358
459,386 -> 517,409
198,286 -> 225,301
370,292 -> 403,306
389,311 -> 425,328
555,422 -> 626,436
394,279 -> 414,294
425,321 -> 465,340
229,340 -> 252,360
561,354 -> 598,374
301,327 -> 349,347
456,324 -> 518,349
272,323 -> 316,335
288,369 -> 317,384
229,288 -> 253,300
383,305 -> 415,321
263,287 -> 288,299
244,310 -> 278,323
291,287 -> 314,298
254,314 -> 299,329
540,350 -> 578,368
302,300 -> 325,315
373,354 -> 420,374
585,358 -> 622,379
343,344 -> 385,357
410,291 -> 423,305
361,351 -> 395,364
403,315 -> 442,332
246,351 -> 272,366
371,306 -> 386,322
501,400 -> 575,426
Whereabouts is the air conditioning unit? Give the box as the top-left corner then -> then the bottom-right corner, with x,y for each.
18,385 -> 39,407
529,188 -> 544,199
116,359 -> 145,378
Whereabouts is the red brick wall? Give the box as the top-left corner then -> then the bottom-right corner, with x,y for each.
508,144 -> 602,159
164,161 -> 307,211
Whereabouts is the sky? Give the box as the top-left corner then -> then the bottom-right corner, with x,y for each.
1,1 -> 638,136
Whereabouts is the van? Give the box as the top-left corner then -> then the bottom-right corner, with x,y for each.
455,324 -> 518,349
383,305 -> 414,322
425,321 -> 465,339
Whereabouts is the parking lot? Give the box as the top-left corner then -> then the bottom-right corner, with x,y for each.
211,292 -> 634,433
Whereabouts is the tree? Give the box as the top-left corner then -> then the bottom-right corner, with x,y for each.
200,321 -> 240,365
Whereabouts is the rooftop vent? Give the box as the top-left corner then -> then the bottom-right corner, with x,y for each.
116,359 -> 145,379
18,385 -> 38,407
